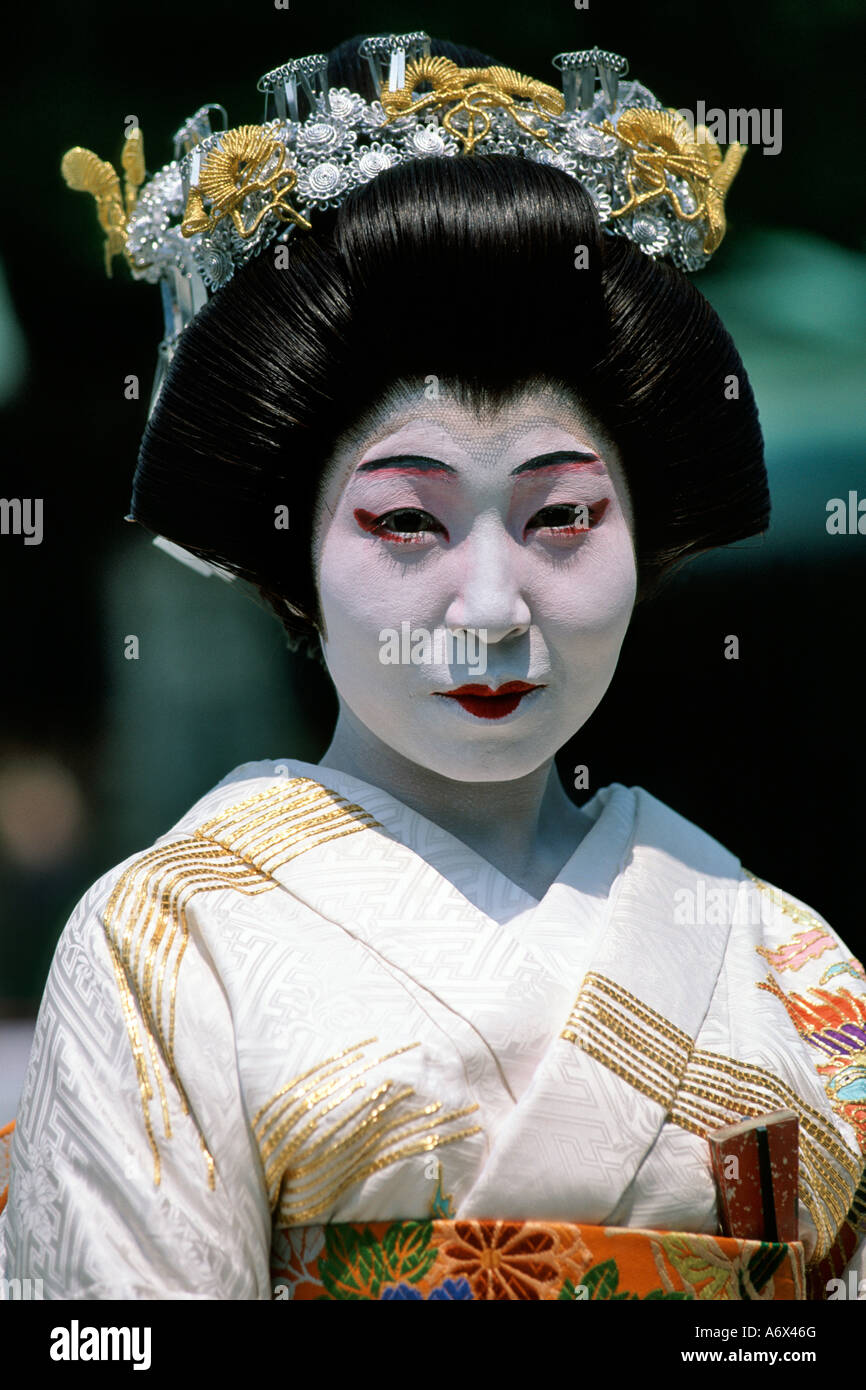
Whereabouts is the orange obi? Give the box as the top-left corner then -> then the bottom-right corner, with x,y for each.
270,1218 -> 808,1300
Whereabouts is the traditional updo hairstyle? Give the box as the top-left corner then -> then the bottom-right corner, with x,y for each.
132,34 -> 769,653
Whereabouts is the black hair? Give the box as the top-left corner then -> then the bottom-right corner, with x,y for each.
132,35 -> 769,650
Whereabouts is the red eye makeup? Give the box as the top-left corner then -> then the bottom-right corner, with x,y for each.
353,508 -> 450,543
523,498 -> 610,540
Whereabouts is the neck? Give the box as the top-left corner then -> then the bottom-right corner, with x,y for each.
318,703 -> 591,898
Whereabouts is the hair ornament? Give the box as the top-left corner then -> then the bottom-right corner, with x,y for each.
61,31 -> 748,394
62,32 -> 749,581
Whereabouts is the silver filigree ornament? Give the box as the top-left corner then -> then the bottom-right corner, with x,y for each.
668,220 -> 711,272
296,159 -> 352,207
125,164 -> 192,284
195,236 -> 233,290
529,145 -> 579,177
295,116 -> 357,162
628,214 -> 672,258
396,121 -> 458,158
100,38 -> 746,429
350,141 -> 402,184
559,122 -> 620,160
580,176 -> 615,222
667,173 -> 699,215
326,88 -> 369,126
149,73 -> 725,333
360,99 -> 421,137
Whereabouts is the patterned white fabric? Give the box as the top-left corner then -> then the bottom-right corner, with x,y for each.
2,757 -> 864,1298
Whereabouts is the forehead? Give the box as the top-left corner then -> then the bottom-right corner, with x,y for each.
322,380 -> 618,479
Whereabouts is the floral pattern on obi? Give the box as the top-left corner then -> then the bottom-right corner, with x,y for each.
270,1217 -> 807,1300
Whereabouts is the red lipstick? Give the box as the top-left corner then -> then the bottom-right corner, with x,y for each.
436,680 -> 543,720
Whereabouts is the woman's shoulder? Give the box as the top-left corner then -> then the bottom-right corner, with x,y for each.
108,757 -> 331,869
625,789 -> 866,1188
620,783 -> 860,961
160,755 -> 315,837
733,867 -> 866,1034
49,759 -> 317,958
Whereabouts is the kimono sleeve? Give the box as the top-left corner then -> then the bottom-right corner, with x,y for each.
749,872 -> 866,1292
1,857 -> 273,1299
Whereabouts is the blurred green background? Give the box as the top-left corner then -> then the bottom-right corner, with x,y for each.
1,0 -> 864,1028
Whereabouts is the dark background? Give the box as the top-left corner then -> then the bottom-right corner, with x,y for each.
1,0 -> 864,1012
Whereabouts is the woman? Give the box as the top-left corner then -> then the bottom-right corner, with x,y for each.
2,32 -> 864,1301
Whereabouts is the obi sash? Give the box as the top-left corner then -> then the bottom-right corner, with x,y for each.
271,1218 -> 807,1300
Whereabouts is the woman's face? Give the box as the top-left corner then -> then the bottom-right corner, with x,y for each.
313,383 -> 637,783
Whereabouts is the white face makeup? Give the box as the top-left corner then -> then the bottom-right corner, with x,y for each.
313,384 -> 637,784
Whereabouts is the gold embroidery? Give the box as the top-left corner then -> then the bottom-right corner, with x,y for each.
277,1125 -> 482,1227
572,1038 -> 672,1111
569,1002 -> 686,1091
562,973 -> 692,1110
103,778 -> 380,1186
256,1037 -> 481,1225
252,1040 -> 377,1129
102,930 -> 162,1182
562,972 -> 861,1261
575,973 -> 694,1052
744,869 -> 830,935
846,1166 -> 866,1238
259,1044 -> 421,1177
678,1051 -> 858,1171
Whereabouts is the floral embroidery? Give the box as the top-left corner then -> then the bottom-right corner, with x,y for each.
559,1260 -> 691,1301
758,976 -> 866,1151
270,1224 -> 325,1299
271,1218 -> 806,1300
317,1221 -> 435,1300
437,1220 -> 590,1300
653,1234 -> 792,1301
756,928 -> 837,973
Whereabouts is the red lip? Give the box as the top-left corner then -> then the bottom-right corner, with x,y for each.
436,681 -> 543,720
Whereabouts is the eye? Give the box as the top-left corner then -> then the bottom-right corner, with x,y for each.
524,499 -> 609,540
353,507 -> 450,544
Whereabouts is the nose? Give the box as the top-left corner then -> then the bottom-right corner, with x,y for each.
443,514 -> 531,643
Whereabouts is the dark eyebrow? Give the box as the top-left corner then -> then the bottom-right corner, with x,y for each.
355,455 -> 458,476
355,449 -> 601,478
510,450 -> 600,476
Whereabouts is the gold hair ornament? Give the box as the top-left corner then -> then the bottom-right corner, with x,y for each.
380,55 -> 565,154
591,108 -> 746,254
60,127 -> 146,276
180,125 -> 311,240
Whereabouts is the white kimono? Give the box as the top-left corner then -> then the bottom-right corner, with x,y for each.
2,757 -> 864,1298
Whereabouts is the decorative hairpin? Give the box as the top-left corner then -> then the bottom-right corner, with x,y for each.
61,31 -> 747,581
62,31 -> 747,408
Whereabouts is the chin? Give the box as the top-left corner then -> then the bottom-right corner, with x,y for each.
399,730 -> 568,785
